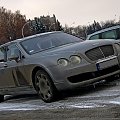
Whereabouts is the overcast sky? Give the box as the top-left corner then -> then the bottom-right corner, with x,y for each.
0,0 -> 120,26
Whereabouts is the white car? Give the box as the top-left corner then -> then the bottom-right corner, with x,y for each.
86,25 -> 120,40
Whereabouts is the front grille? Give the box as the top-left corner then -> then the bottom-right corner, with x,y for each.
85,45 -> 114,61
68,65 -> 119,83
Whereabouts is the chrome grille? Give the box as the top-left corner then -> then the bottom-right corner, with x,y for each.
85,45 -> 114,61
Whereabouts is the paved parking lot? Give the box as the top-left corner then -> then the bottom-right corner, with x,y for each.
0,79 -> 120,120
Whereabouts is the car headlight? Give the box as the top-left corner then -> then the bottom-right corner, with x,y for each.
57,58 -> 68,67
115,43 -> 120,53
70,55 -> 81,64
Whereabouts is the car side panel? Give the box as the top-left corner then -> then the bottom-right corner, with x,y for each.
0,62 -> 16,88
6,60 -> 30,87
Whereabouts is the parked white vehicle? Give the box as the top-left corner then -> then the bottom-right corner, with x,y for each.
86,25 -> 120,40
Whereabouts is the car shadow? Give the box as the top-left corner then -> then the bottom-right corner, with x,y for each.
59,78 -> 120,101
4,78 -> 120,102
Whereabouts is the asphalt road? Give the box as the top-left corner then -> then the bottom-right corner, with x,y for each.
0,79 -> 120,120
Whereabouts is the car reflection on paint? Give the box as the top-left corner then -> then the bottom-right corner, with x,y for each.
0,31 -> 120,103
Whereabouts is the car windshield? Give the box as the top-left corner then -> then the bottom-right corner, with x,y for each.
20,32 -> 82,55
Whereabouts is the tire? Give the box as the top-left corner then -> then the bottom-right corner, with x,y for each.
0,95 -> 4,103
34,70 -> 57,103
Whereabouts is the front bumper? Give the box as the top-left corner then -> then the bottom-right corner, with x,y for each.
48,56 -> 120,91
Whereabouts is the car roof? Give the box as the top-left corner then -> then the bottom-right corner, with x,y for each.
0,31 -> 62,47
87,25 -> 120,39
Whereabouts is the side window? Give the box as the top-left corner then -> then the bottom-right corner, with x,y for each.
101,30 -> 117,39
7,44 -> 21,61
0,47 -> 5,62
117,28 -> 120,39
89,34 -> 99,40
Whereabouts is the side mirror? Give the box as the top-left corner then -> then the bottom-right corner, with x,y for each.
9,54 -> 19,61
9,49 -> 20,62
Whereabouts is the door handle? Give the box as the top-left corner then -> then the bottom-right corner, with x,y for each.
4,64 -> 8,67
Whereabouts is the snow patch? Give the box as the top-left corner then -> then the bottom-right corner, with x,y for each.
0,102 -> 106,111
68,103 -> 106,108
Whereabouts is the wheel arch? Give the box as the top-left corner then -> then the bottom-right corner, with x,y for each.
32,66 -> 54,90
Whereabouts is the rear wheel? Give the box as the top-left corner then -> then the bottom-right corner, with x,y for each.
34,70 -> 57,103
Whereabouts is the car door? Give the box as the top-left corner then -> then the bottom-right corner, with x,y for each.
0,46 -> 16,88
6,43 -> 29,87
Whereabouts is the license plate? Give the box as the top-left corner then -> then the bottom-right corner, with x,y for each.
96,57 -> 118,71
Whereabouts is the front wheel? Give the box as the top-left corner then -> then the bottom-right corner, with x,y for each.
34,70 -> 57,103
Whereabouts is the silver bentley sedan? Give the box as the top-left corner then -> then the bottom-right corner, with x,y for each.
0,31 -> 120,102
